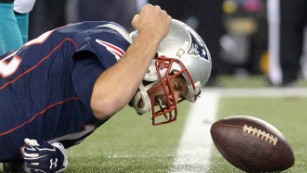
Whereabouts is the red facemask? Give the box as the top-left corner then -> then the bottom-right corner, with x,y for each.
150,56 -> 197,126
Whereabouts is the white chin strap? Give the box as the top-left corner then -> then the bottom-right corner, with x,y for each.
132,81 -> 158,115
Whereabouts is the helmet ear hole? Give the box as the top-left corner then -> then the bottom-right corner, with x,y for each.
144,59 -> 168,82
144,63 -> 158,82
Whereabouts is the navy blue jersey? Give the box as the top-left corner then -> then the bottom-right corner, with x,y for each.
0,21 -> 131,161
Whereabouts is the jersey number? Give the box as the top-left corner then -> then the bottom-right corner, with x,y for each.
0,52 -> 22,78
0,30 -> 53,79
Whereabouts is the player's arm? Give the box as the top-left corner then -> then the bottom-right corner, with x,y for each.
91,4 -> 171,120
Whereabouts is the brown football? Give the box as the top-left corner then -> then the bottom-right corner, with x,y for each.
210,115 -> 295,172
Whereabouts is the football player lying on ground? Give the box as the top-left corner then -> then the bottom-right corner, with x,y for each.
0,4 -> 212,173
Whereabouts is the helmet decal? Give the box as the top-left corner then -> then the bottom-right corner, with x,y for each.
189,34 -> 209,61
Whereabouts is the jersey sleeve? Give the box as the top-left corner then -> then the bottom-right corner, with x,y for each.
71,22 -> 131,115
73,22 -> 131,69
71,54 -> 105,115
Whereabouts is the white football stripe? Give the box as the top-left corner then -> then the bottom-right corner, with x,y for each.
171,89 -> 219,173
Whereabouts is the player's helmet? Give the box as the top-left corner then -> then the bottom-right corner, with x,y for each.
131,19 -> 212,125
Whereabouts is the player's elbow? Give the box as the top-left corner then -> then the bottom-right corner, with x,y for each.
91,96 -> 118,120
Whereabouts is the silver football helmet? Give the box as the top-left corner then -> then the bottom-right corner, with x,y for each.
131,19 -> 212,125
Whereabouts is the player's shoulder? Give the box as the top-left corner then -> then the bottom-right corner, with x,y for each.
69,21 -> 131,62
98,22 -> 131,39
60,21 -> 131,43
88,21 -> 132,43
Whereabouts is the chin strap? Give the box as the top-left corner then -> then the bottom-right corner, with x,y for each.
132,81 -> 158,115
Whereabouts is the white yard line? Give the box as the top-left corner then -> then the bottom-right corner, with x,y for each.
171,90 -> 220,173
171,87 -> 307,172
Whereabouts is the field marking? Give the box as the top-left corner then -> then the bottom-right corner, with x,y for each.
171,90 -> 219,173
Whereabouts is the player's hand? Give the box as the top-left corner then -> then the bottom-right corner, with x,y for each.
23,138 -> 68,173
132,4 -> 172,42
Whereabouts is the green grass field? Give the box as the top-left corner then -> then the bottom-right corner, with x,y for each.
64,88 -> 307,173
1,76 -> 307,173
64,104 -> 189,173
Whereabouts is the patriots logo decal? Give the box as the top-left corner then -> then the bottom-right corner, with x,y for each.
188,34 -> 209,61
96,39 -> 124,61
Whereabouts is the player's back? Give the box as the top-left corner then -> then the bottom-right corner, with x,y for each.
0,22 -> 107,125
0,21 -> 130,161
0,20 -> 128,115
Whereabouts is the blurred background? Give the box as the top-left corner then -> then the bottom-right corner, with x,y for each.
28,0 -> 307,87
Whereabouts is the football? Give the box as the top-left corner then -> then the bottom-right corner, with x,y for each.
210,115 -> 295,172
